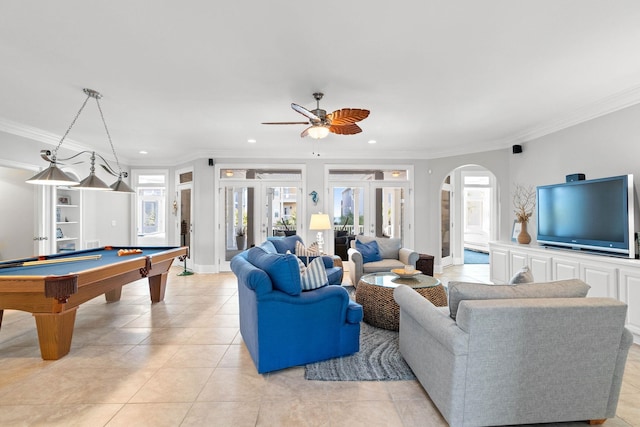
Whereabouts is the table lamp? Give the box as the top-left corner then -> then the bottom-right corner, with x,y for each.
309,213 -> 332,254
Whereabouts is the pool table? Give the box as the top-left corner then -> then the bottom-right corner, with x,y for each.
0,246 -> 187,360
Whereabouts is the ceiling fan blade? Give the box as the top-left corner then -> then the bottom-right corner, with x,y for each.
327,108 -> 370,125
300,126 -> 311,138
329,123 -> 363,135
262,121 -> 310,125
291,103 -> 321,122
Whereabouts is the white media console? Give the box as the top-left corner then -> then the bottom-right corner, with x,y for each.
489,241 -> 640,343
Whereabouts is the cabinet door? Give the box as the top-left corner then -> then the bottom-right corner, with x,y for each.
580,263 -> 618,298
552,257 -> 580,280
509,250 -> 528,275
529,255 -> 552,282
618,268 -> 640,338
490,248 -> 509,284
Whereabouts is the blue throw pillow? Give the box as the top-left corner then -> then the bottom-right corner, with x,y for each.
247,247 -> 302,296
356,239 -> 382,263
270,235 -> 302,254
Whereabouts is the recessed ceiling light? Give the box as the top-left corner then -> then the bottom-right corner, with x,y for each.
368,140 -> 376,144
139,150 -> 148,154
248,139 -> 257,144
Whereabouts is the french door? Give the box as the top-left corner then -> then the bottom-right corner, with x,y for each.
328,167 -> 413,253
217,168 -> 303,271
176,168 -> 194,272
441,177 -> 453,268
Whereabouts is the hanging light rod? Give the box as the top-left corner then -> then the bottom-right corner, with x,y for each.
26,88 -> 133,193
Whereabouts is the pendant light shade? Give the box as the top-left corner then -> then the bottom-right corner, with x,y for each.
77,173 -> 112,190
110,176 -> 134,193
26,162 -> 79,186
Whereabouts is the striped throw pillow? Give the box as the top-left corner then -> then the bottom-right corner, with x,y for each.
300,256 -> 328,291
295,240 -> 320,257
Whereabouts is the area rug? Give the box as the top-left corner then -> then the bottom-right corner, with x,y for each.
464,248 -> 489,264
304,322 -> 416,381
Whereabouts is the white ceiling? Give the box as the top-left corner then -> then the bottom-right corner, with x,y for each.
2,1 -> 640,165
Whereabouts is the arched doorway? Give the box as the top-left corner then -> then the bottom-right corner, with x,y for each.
440,165 -> 497,267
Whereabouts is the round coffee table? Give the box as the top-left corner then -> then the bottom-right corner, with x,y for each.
356,272 -> 447,331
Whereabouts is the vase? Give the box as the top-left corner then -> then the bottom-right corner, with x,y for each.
517,221 -> 531,244
236,235 -> 246,250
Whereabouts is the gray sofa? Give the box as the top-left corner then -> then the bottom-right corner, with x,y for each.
347,235 -> 418,285
393,280 -> 633,427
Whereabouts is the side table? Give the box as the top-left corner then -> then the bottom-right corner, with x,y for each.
417,253 -> 434,276
331,255 -> 344,283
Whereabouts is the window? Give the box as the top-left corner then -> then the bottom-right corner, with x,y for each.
133,170 -> 168,246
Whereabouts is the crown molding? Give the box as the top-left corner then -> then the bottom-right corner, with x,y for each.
4,84 -> 640,164
0,117 -> 89,153
505,84 -> 640,145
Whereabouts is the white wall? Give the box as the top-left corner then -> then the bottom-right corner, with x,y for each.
509,103 -> 640,242
0,166 -> 37,259
3,102 -> 640,270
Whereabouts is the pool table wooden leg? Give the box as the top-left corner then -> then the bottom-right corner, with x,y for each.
33,308 -> 78,360
148,272 -> 168,303
0,309 -> 3,329
104,286 -> 123,302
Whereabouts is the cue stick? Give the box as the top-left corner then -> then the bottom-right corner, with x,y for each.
0,254 -> 102,269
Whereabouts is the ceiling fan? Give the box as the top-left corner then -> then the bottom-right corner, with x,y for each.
262,92 -> 370,139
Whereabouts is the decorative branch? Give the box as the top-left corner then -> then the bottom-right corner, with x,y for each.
513,184 -> 536,223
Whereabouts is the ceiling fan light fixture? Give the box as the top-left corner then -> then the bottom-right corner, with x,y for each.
307,125 -> 330,140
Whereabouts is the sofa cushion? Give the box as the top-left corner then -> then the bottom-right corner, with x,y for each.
356,239 -> 382,263
363,259 -> 405,273
448,279 -> 591,320
509,265 -> 534,284
247,247 -> 302,296
301,257 -> 329,291
356,235 -> 401,259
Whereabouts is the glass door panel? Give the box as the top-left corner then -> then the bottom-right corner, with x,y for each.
332,186 -> 366,236
224,186 -> 253,261
267,185 -> 298,237
373,187 -> 404,239
441,177 -> 452,267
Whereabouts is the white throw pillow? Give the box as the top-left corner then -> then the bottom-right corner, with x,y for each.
509,266 -> 534,284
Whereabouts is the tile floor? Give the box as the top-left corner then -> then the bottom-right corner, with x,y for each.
0,264 -> 638,426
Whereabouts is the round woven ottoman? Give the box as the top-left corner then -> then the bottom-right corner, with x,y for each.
356,272 -> 447,331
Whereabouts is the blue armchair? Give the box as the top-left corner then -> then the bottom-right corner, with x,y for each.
231,247 -> 362,373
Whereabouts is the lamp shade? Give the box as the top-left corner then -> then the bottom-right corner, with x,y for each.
26,163 -> 79,186
77,172 -> 112,190
110,176 -> 135,193
309,213 -> 332,231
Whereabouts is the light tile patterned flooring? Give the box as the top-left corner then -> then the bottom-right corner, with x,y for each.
0,264 -> 638,426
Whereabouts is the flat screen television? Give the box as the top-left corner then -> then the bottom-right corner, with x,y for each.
536,174 -> 635,258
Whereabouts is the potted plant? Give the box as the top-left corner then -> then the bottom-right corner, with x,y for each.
236,226 -> 246,250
